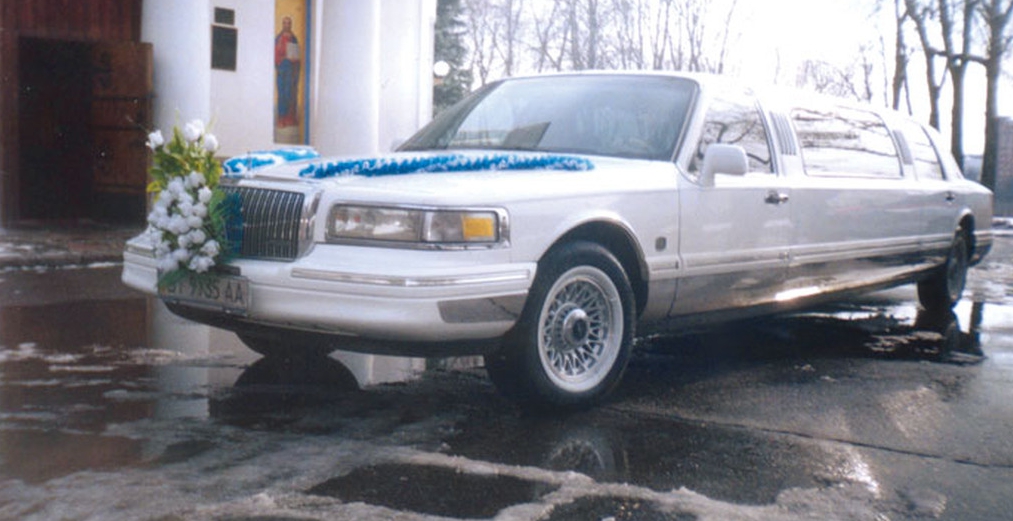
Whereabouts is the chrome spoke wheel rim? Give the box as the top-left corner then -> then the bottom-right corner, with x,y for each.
537,266 -> 623,393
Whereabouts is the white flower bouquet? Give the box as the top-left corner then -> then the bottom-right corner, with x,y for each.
145,119 -> 232,288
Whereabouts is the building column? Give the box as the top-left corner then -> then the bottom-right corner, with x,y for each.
141,0 -> 211,129
312,0 -> 380,157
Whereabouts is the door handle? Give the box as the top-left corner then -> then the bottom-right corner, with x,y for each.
945,191 -> 956,202
765,191 -> 789,205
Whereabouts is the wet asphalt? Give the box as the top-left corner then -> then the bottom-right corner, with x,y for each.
0,236 -> 1012,520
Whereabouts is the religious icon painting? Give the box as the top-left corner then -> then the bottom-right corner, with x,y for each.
274,0 -> 310,144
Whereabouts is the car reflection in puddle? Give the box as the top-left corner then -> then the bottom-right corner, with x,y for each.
442,295 -> 994,506
752,301 -> 986,366
633,295 -> 986,383
209,354 -> 361,426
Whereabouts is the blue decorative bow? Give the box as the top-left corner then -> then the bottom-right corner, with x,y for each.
298,153 -> 594,179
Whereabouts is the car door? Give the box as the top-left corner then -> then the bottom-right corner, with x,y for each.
672,95 -> 792,315
786,104 -> 926,294
901,121 -> 964,256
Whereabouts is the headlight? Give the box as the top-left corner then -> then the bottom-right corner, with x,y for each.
327,205 -> 504,246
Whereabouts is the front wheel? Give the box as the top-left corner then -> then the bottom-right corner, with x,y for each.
918,231 -> 970,311
485,241 -> 635,409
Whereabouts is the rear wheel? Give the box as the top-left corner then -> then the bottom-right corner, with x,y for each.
485,241 -> 635,409
918,231 -> 970,311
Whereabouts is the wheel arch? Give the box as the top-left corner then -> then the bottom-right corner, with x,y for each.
544,220 -> 649,317
956,211 -> 976,259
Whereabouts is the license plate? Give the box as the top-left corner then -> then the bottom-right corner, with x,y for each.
159,274 -> 250,314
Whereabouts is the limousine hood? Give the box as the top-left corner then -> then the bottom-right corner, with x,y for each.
235,150 -> 680,206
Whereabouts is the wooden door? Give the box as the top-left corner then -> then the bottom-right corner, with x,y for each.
89,41 -> 153,221
18,39 -> 92,221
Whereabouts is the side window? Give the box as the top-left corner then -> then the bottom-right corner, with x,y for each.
898,120 -> 946,180
792,106 -> 901,178
689,97 -> 773,175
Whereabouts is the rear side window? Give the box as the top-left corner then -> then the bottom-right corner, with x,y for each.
792,106 -> 901,178
689,96 -> 773,175
898,120 -> 945,180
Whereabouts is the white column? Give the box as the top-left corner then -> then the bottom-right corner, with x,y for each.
417,0 -> 437,129
312,0 -> 381,156
141,0 -> 212,129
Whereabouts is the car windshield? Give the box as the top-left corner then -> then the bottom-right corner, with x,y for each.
401,75 -> 697,161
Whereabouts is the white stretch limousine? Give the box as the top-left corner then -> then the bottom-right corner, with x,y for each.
123,73 -> 993,408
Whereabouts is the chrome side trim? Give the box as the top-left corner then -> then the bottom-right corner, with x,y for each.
681,248 -> 786,270
790,236 -> 925,266
291,267 -> 532,287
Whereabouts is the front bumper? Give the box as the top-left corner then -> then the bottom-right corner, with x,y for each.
122,235 -> 535,356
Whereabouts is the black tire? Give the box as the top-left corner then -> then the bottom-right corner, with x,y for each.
237,332 -> 336,359
485,241 -> 636,409
918,231 -> 970,311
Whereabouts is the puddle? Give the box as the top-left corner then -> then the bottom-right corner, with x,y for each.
307,463 -> 557,519
0,430 -> 144,483
443,410 -> 832,506
545,496 -> 696,521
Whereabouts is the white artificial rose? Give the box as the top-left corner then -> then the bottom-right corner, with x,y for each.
178,233 -> 192,248
192,202 -> 208,218
189,255 -> 214,273
203,133 -> 219,153
198,187 -> 213,204
168,215 -> 190,235
183,120 -> 205,142
189,229 -> 207,245
167,177 -> 185,196
186,216 -> 203,229
201,240 -> 220,257
146,130 -> 164,150
172,248 -> 190,262
187,171 -> 204,188
178,200 -> 194,217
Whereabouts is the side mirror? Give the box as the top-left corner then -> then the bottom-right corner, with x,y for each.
700,144 -> 749,186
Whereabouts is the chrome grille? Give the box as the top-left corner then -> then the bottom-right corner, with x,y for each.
222,186 -> 306,260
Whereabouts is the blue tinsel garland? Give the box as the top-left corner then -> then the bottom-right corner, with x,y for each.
223,147 -> 321,176
299,153 -> 594,179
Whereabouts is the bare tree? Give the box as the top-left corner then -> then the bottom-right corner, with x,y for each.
650,0 -> 674,69
661,0 -> 741,73
905,0 -> 948,129
492,0 -> 524,76
565,0 -> 607,70
890,0 -> 915,112
531,0 -> 570,72
977,0 -> 1013,191
612,0 -> 647,69
937,0 -> 980,168
463,0 -> 498,85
